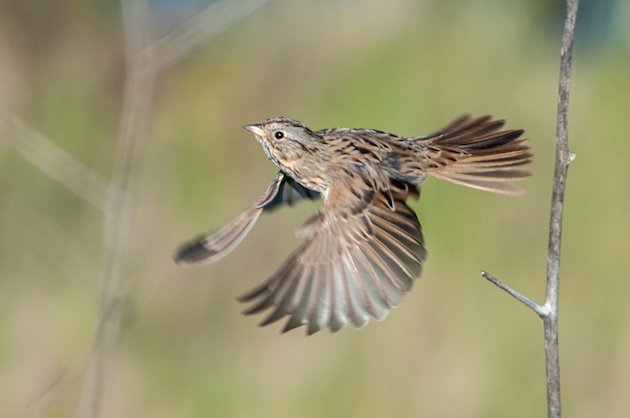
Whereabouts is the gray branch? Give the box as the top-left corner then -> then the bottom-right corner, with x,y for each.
0,114 -> 108,210
480,271 -> 547,317
479,1 -> 579,417
78,1 -> 156,417
76,0 -> 274,416
543,1 -> 579,416
0,0 -> 275,214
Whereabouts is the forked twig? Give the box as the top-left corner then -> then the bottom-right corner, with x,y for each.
480,1 -> 579,417
77,0 -> 275,416
78,1 -> 156,417
480,271 -> 547,317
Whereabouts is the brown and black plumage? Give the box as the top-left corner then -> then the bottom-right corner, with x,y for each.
175,115 -> 532,335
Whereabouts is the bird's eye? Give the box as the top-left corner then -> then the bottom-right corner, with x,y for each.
274,131 -> 284,139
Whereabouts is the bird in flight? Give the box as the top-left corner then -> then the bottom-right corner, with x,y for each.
174,115 -> 531,335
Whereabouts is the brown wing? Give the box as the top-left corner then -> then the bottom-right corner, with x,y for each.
416,114 -> 532,195
239,181 -> 425,335
174,172 -> 321,265
260,174 -> 321,211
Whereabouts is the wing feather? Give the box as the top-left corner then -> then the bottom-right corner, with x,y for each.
174,172 -> 320,265
240,182 -> 425,334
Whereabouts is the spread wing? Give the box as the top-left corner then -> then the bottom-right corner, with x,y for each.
239,179 -> 425,335
174,172 -> 321,264
260,174 -> 321,211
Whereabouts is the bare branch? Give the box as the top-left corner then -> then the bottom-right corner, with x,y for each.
480,271 -> 547,317
478,1 -> 579,417
76,1 -> 282,416
0,113 -> 108,210
78,0 -> 156,417
543,1 -> 580,417
547,0 -> 579,314
151,0 -> 274,72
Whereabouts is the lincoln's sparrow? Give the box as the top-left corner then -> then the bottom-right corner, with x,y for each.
175,115 -> 531,335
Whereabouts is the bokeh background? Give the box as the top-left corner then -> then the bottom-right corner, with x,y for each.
1,0 -> 629,417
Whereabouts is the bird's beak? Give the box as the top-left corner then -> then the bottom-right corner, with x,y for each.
244,123 -> 264,136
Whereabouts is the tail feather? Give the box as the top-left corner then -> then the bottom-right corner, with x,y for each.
420,115 -> 532,195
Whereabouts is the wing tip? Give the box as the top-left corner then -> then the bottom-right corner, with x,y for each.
173,240 -> 212,265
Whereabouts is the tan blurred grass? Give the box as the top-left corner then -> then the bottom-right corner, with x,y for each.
1,1 -> 629,417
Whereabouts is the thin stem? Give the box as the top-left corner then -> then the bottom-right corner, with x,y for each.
78,1 -> 156,417
480,271 -> 547,317
478,1 -> 579,417
544,1 -> 579,417
0,113 -> 108,210
76,1 -> 277,416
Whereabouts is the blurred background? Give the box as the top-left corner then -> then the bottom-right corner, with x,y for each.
1,0 -> 629,417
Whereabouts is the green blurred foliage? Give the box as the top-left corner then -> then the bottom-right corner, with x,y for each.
1,0 -> 629,417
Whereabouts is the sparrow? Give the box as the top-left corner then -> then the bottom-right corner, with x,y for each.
174,114 -> 531,335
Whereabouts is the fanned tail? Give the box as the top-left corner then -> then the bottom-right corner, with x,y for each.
420,115 -> 532,195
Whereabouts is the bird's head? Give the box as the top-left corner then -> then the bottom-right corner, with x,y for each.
244,117 -> 321,169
